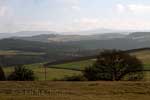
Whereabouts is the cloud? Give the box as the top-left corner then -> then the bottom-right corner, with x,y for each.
69,18 -> 103,31
58,0 -> 80,11
71,6 -> 80,11
116,4 -> 125,13
116,3 -> 150,14
56,0 -> 79,6
62,0 -> 79,5
0,0 -> 11,17
0,6 -> 8,16
128,4 -> 150,13
103,18 -> 150,30
76,18 -> 100,25
7,20 -> 55,32
65,17 -> 150,32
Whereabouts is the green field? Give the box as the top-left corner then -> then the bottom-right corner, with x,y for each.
45,50 -> 150,81
2,49 -> 150,81
49,59 -> 95,71
48,49 -> 150,70
4,64 -> 81,81
0,81 -> 150,100
0,50 -> 45,56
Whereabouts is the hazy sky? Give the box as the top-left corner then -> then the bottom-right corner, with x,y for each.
1,0 -> 150,33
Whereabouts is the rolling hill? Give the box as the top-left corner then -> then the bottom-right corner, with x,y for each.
4,48 -> 150,81
0,31 -> 150,66
46,48 -> 150,70
9,32 -> 150,51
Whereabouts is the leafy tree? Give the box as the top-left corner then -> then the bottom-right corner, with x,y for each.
0,66 -> 5,81
0,55 -> 6,81
83,50 -> 144,81
7,65 -> 35,81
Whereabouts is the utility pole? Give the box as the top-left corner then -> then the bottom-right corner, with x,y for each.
44,65 -> 47,81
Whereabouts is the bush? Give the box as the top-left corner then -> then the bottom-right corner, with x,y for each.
83,50 -> 144,81
0,66 -> 5,81
7,65 -> 35,81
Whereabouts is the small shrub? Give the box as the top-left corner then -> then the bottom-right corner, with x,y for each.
0,66 -> 5,81
7,65 -> 35,81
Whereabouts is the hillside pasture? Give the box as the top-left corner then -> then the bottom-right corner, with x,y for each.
49,59 -> 95,71
3,49 -> 150,81
3,64 -> 81,81
47,49 -> 150,71
130,49 -> 150,64
46,49 -> 150,80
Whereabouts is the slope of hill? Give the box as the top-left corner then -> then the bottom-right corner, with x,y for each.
3,48 -> 150,81
9,32 -> 150,51
13,34 -> 58,42
1,31 -> 150,51
46,48 -> 150,71
0,39 -> 99,66
0,31 -> 58,39
8,31 -> 150,43
1,31 -> 150,43
2,32 -> 150,51
0,33 -> 15,39
127,32 -> 150,42
11,32 -> 127,42
0,31 -> 150,66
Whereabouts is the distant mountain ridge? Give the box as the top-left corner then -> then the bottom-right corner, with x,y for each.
0,31 -> 58,39
0,31 -> 149,66
11,33 -> 127,42
9,31 -> 150,43
63,28 -> 128,35
0,31 -> 149,50
0,28 -> 129,39
0,30 -> 150,50
0,30 -> 149,66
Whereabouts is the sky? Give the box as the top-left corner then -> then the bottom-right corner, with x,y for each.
1,0 -> 150,33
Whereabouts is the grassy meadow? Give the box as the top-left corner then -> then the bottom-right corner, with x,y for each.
0,81 -> 149,100
49,59 -> 95,71
3,64 -> 81,81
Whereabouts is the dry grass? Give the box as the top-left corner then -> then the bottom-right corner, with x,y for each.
130,50 -> 150,64
0,81 -> 149,100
